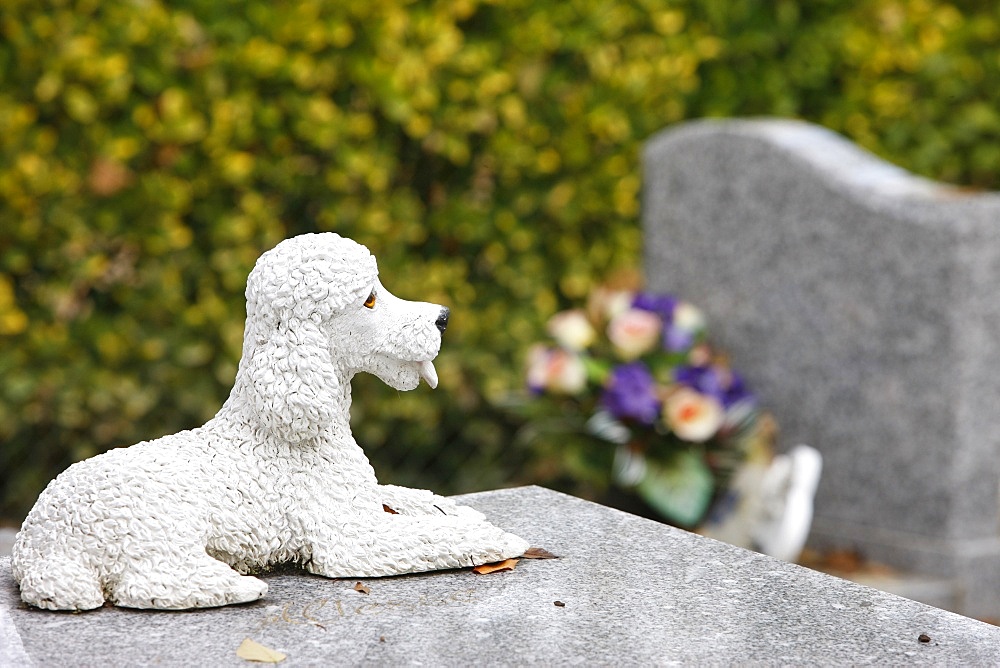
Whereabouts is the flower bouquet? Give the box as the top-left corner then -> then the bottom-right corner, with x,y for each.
519,286 -> 775,529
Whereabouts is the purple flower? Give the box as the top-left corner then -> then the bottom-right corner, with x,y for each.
686,365 -> 725,397
601,362 -> 661,425
631,293 -> 677,322
663,324 -> 694,352
722,372 -> 753,407
674,365 -> 753,409
632,293 -> 696,352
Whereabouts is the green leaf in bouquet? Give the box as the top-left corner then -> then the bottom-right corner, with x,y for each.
582,356 -> 612,385
635,449 -> 714,527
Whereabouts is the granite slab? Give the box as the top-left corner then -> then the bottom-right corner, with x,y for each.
4,486 -> 1000,666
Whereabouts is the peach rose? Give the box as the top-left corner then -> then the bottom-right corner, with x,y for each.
664,387 -> 724,442
607,308 -> 661,360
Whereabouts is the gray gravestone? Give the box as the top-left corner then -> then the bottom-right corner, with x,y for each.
0,529 -> 14,559
4,486 -> 1000,665
643,118 -> 1000,619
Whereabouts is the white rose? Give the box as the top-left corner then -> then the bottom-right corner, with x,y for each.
526,345 -> 587,395
546,349 -> 588,394
607,308 -> 661,360
526,345 -> 552,391
664,387 -> 724,442
546,309 -> 596,351
673,302 -> 706,333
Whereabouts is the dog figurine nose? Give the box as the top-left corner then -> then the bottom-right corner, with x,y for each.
435,307 -> 450,334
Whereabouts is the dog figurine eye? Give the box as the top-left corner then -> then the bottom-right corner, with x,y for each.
363,290 -> 377,309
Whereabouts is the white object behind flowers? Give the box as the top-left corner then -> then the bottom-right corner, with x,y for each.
751,445 -> 823,562
701,445 -> 822,562
11,233 -> 528,611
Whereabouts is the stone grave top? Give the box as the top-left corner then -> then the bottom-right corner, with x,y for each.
4,486 -> 999,666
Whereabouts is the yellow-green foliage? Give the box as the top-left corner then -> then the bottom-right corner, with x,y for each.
2,0 -> 999,519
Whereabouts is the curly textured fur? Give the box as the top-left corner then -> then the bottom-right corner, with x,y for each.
12,233 -> 528,611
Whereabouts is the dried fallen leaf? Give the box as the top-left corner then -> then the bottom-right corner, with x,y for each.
382,504 -> 398,514
472,558 -> 519,575
353,582 -> 370,594
236,638 -> 286,664
522,547 -> 558,560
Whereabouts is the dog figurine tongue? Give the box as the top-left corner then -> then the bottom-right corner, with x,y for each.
418,360 -> 439,389
12,232 -> 528,611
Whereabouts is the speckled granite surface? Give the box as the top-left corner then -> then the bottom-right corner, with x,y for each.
4,486 -> 999,665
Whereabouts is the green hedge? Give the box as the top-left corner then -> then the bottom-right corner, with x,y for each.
2,0 -> 999,521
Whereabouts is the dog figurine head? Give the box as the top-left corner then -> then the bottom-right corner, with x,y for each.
237,233 -> 449,442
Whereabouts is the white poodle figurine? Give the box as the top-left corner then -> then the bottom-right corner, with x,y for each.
12,233 -> 529,611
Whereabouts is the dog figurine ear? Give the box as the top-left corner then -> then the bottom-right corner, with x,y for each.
244,317 -> 339,443
238,233 -> 378,443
